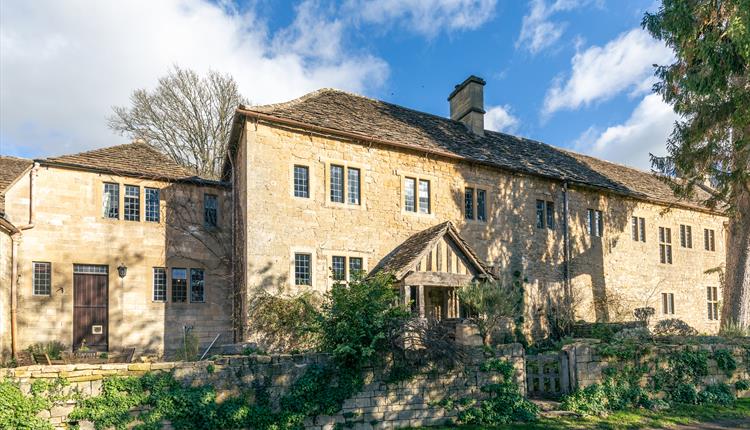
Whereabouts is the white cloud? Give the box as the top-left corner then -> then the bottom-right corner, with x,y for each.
485,105 -> 520,133
0,0 -> 389,158
543,28 -> 673,115
573,93 -> 678,170
345,0 -> 497,38
516,0 -> 595,54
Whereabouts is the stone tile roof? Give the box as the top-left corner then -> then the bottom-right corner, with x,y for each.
241,89 -> 714,212
0,155 -> 33,215
371,221 -> 493,280
43,142 -> 196,181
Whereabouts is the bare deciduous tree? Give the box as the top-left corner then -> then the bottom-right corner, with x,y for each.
109,66 -> 248,179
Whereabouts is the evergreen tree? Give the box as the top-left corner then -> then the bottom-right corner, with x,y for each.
643,0 -> 750,328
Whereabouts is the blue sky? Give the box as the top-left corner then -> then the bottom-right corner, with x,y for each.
1,0 -> 676,170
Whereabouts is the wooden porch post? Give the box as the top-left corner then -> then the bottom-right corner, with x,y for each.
403,284 -> 411,308
418,285 -> 425,319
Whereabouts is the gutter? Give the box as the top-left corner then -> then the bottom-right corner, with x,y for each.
562,181 -> 571,305
234,108 -> 724,217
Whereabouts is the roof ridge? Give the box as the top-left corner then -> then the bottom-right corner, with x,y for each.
0,155 -> 32,162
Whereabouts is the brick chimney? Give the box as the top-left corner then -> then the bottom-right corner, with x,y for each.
448,75 -> 486,136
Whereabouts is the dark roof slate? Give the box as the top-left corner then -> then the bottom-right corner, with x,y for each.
0,156 -> 33,215
244,89 -> 713,212
370,221 -> 493,280
43,142 -> 196,181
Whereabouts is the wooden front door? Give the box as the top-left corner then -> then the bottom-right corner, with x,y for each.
73,265 -> 109,351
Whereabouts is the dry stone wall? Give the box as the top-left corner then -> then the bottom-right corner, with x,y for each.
2,344 -> 525,430
563,339 -> 750,397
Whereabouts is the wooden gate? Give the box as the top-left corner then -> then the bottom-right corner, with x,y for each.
73,265 -> 109,351
526,351 -> 570,398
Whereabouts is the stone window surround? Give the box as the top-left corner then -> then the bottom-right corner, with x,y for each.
155,266 -> 206,304
463,182 -> 490,223
397,170 -> 436,218
99,181 -> 166,225
679,223 -> 694,249
321,250 -> 369,288
631,216 -> 646,243
323,158 -> 367,210
290,247 -> 316,288
706,286 -> 719,321
32,261 -> 52,296
289,163 -> 314,200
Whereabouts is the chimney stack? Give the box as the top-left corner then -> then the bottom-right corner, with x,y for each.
448,75 -> 486,136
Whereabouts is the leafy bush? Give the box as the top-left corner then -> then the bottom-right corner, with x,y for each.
719,321 -> 750,338
458,272 -> 525,346
671,382 -> 698,404
453,358 -> 538,425
0,378 -> 69,430
319,272 -> 408,367
27,341 -> 66,360
247,290 -> 322,352
652,319 -> 698,337
713,349 -> 737,377
613,327 -> 651,342
562,366 -> 650,416
633,307 -> 655,325
561,383 -> 610,417
735,379 -> 750,391
698,383 -> 734,407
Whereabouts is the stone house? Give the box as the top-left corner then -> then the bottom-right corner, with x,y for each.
0,143 -> 233,360
0,76 -> 728,360
225,76 -> 727,342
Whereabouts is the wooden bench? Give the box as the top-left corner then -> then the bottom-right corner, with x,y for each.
109,348 -> 135,363
32,353 -> 67,365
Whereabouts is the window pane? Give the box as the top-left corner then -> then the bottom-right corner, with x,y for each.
639,218 -> 646,242
686,226 -> 692,248
145,188 -> 160,222
596,210 -> 603,237
710,230 -> 715,251
349,257 -> 363,279
347,168 -> 360,205
404,177 -> 416,212
171,268 -> 187,302
103,183 -> 119,219
477,189 -> 486,221
587,209 -> 595,235
204,194 -> 218,227
33,262 -> 51,295
665,228 -> 671,244
73,264 -> 107,274
330,165 -> 344,203
190,268 -> 205,303
153,268 -> 167,301
418,180 -> 430,214
632,217 -> 638,240
331,256 -> 346,281
295,253 -> 311,286
536,200 -> 545,229
680,225 -> 685,247
293,165 -> 309,198
546,201 -> 554,229
465,188 -> 474,220
124,185 -> 140,221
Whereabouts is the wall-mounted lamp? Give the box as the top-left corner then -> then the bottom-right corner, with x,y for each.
117,264 -> 127,279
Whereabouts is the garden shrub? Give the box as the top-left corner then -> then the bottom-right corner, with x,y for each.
735,379 -> 750,391
697,383 -> 735,407
0,378 -> 70,430
562,366 -> 650,416
27,341 -> 66,360
713,349 -> 737,377
449,358 -> 538,425
652,319 -> 698,337
247,290 -> 322,353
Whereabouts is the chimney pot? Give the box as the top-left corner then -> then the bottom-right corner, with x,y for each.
448,75 -> 486,136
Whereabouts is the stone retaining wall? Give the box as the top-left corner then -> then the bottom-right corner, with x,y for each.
1,343 -> 525,429
563,340 -> 750,397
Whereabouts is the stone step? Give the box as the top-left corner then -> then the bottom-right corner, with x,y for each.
530,399 -> 562,412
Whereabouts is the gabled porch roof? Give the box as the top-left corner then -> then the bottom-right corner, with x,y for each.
371,221 -> 495,285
